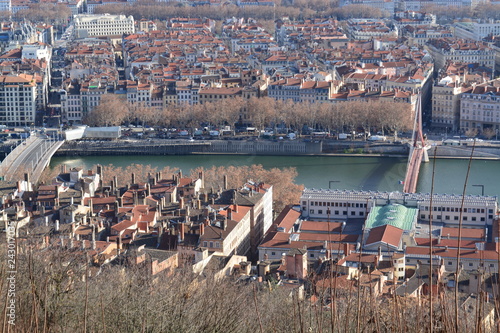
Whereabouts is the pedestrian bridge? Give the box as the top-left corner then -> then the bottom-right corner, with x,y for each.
402,95 -> 430,193
0,134 -> 65,183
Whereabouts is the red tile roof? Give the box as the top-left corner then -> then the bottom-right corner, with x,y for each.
365,224 -> 403,247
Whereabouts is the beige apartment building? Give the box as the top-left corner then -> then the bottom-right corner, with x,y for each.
432,77 -> 463,131
460,80 -> 500,134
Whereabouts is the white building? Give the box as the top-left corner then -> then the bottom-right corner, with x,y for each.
301,189 -> 498,226
454,21 -> 500,41
74,14 -> 135,38
0,0 -> 10,13
0,74 -> 37,126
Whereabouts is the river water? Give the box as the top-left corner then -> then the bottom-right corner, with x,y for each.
49,155 -> 500,197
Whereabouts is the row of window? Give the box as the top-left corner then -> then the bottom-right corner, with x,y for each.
309,209 -> 364,216
422,206 -> 488,213
306,201 -> 367,208
202,240 -> 221,248
420,214 -> 487,222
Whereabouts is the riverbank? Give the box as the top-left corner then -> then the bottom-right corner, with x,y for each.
53,138 -> 500,160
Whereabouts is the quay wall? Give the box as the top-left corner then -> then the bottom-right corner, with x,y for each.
41,139 -> 500,159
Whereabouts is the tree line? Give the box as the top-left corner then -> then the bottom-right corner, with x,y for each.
94,2 -> 390,23
83,94 -> 413,137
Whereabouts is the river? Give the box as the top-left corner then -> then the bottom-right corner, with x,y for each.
49,155 -> 500,197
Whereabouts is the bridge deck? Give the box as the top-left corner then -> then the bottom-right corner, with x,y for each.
403,148 -> 423,193
0,135 -> 64,183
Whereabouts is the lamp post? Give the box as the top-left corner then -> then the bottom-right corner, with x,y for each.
472,184 -> 484,196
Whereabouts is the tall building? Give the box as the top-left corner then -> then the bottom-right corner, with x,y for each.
0,0 -> 11,13
74,14 -> 135,38
432,76 -> 464,131
460,80 -> 500,134
0,74 -> 37,126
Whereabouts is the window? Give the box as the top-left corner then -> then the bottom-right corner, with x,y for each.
359,212 -> 364,216
454,216 -> 459,221
203,241 -> 207,247
271,252 -> 275,256
421,214 -> 425,219
445,216 -> 450,220
310,209 -> 314,214
310,253 -> 314,258
335,210 -> 339,215
448,261 -> 452,265
351,211 -> 356,216
318,210 -> 323,214
469,263 -> 473,267
343,211 -> 347,215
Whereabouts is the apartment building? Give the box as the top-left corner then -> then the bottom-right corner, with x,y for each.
346,19 -> 397,40
432,76 -> 464,131
460,80 -> 500,134
0,0 -> 10,12
426,39 -> 495,71
0,74 -> 37,126
74,14 -> 135,38
60,83 -> 83,124
198,87 -> 243,104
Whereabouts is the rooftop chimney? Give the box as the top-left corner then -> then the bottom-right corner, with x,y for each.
227,207 -> 232,220
200,223 -> 205,235
222,216 -> 227,231
180,223 -> 185,241
131,173 -> 136,185
223,175 -> 228,190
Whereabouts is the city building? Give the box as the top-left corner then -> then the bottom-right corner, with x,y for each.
459,79 -> 500,134
74,14 -> 135,38
0,74 -> 37,126
426,39 -> 495,72
454,21 -> 500,41
432,76 -> 464,131
0,0 -> 10,12
300,189 -> 498,226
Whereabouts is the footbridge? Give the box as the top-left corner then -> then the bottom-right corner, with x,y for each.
0,133 -> 65,183
402,95 -> 431,193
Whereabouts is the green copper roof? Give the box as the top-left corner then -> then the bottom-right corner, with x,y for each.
365,204 -> 418,230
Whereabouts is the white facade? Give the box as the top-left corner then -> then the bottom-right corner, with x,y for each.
74,14 -> 135,37
0,0 -> 10,12
300,189 -> 498,225
454,21 -> 500,41
0,75 -> 37,126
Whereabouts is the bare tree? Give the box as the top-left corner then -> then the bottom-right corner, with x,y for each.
82,94 -> 128,127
